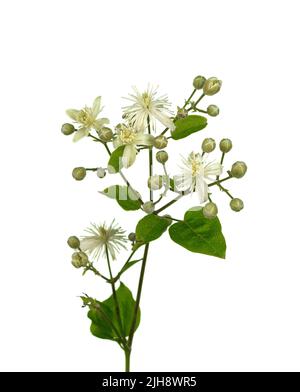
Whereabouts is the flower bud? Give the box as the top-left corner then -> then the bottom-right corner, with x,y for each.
71,251 -> 88,268
193,75 -> 206,90
203,202 -> 218,219
148,175 -> 163,190
156,150 -> 169,164
98,127 -> 113,142
61,123 -> 75,135
67,236 -> 80,249
202,138 -> 216,153
72,167 -> 86,181
153,135 -> 168,149
162,214 -> 172,225
176,107 -> 188,119
231,161 -> 247,178
97,167 -> 106,178
230,198 -> 244,212
219,138 -> 232,153
143,201 -> 155,214
203,77 -> 222,96
207,105 -> 219,117
128,232 -> 136,242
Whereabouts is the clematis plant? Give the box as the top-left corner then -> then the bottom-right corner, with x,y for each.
62,75 -> 247,372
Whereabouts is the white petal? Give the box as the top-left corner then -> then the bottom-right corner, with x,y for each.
196,177 -> 208,203
135,133 -> 154,146
204,162 -> 223,179
66,109 -> 79,121
73,127 -> 89,142
92,96 -> 102,116
94,118 -> 109,130
113,136 -> 122,148
122,144 -> 137,168
152,110 -> 175,130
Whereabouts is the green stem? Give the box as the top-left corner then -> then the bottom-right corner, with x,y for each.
189,93 -> 205,111
183,89 -> 197,109
155,194 -> 183,214
128,244 -> 150,350
208,175 -> 232,188
105,246 -> 125,339
147,118 -> 153,201
125,349 -> 131,372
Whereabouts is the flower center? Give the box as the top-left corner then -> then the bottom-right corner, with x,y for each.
141,92 -> 152,109
119,126 -> 136,144
189,153 -> 203,177
77,107 -> 94,127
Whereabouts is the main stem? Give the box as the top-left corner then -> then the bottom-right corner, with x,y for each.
147,118 -> 153,201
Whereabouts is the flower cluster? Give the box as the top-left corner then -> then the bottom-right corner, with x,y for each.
62,74 -> 247,372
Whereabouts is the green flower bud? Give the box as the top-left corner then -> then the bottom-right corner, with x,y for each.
203,77 -> 222,96
142,201 -> 155,214
71,251 -> 88,268
176,107 -> 188,119
67,236 -> 80,249
202,138 -> 216,153
97,167 -> 106,178
128,232 -> 136,242
72,167 -> 86,181
148,175 -> 163,191
97,127 -> 113,142
153,135 -> 168,149
207,105 -> 219,117
193,75 -> 206,90
156,150 -> 169,164
231,161 -> 247,178
219,138 -> 233,153
61,123 -> 75,136
162,214 -> 172,225
203,202 -> 218,219
230,198 -> 244,212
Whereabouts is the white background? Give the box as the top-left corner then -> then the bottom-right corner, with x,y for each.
0,0 -> 300,372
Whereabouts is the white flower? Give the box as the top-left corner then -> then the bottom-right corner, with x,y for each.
123,85 -> 175,132
80,220 -> 127,261
66,96 -> 109,142
114,123 -> 154,168
174,152 -> 222,203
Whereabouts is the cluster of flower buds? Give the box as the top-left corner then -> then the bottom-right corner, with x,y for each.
67,235 -> 89,269
199,136 -> 247,218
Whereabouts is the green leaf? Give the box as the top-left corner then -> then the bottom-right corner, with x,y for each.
169,207 -> 226,259
108,145 -> 125,173
101,185 -> 141,211
136,214 -> 170,244
171,115 -> 207,140
85,282 -> 140,341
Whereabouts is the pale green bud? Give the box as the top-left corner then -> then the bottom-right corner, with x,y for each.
203,77 -> 222,96
72,167 -> 86,181
230,198 -> 244,212
203,202 -> 218,219
67,236 -> 80,249
153,135 -> 168,149
231,161 -> 247,178
128,232 -> 136,242
71,251 -> 88,268
148,175 -> 163,190
97,167 -> 106,178
61,123 -> 75,135
156,150 -> 169,164
207,105 -> 219,117
97,127 -> 113,142
202,138 -> 216,153
162,214 -> 172,225
193,75 -> 206,90
219,138 -> 233,153
142,201 -> 155,214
